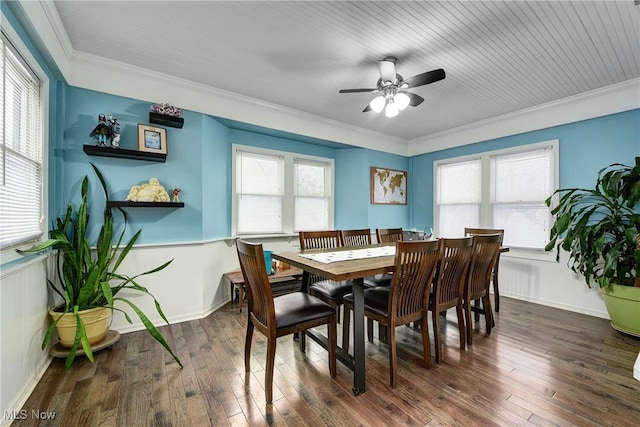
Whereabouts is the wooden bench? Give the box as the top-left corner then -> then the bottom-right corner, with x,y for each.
223,266 -> 304,312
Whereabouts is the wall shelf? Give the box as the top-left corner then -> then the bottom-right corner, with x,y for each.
149,112 -> 184,128
83,145 -> 167,162
107,201 -> 184,208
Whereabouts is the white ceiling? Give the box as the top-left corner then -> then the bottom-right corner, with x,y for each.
51,0 -> 640,142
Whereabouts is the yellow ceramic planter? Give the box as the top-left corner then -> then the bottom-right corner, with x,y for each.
49,306 -> 112,348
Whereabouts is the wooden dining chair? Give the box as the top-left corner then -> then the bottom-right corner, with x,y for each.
236,239 -> 337,403
340,228 -> 373,247
464,227 -> 504,312
299,230 -> 352,348
342,240 -> 440,387
463,233 -> 502,345
376,228 -> 404,243
429,236 -> 474,364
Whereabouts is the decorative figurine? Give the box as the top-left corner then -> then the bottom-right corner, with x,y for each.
172,187 -> 181,203
126,178 -> 170,202
107,114 -> 121,148
89,113 -> 110,146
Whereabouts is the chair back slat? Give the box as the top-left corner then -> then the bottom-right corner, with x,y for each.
467,234 -> 502,296
299,230 -> 342,250
236,239 -> 275,332
433,237 -> 474,307
376,228 -> 404,244
341,229 -> 372,247
390,240 -> 440,321
299,231 -> 342,285
464,228 -> 504,245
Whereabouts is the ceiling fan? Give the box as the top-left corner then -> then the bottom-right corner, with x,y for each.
339,56 -> 445,118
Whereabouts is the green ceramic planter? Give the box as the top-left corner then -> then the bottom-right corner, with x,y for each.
600,284 -> 640,337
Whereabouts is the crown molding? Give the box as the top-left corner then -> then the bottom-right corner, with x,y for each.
68,53 -> 408,156
408,78 -> 640,156
12,0 -> 73,79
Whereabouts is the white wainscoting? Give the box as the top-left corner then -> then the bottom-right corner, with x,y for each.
498,251 -> 608,319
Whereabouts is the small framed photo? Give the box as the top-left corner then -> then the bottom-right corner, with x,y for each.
137,124 -> 168,154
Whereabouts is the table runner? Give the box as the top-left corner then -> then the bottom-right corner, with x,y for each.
299,245 -> 396,264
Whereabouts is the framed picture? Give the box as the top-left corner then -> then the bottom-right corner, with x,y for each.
370,166 -> 407,205
137,124 -> 168,154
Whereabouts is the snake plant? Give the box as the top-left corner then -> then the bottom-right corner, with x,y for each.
18,163 -> 182,370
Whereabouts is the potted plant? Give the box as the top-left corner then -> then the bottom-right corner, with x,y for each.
18,163 -> 183,369
545,157 -> 640,336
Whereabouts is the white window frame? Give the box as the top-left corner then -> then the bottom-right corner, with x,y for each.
231,144 -> 334,237
434,140 -> 559,260
0,16 -> 49,266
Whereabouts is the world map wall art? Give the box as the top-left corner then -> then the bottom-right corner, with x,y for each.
370,166 -> 407,205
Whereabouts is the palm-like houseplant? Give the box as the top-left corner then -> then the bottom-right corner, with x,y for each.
545,157 -> 640,335
19,163 -> 183,369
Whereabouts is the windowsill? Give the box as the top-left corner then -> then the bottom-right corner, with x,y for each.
231,233 -> 299,242
501,247 -> 557,263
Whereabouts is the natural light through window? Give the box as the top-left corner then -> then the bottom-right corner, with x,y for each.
435,141 -> 558,250
0,33 -> 44,250
233,145 -> 333,236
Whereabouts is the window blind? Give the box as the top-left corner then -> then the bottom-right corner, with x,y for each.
491,147 -> 553,249
235,150 -> 284,234
436,158 -> 481,237
294,157 -> 330,231
0,34 -> 43,249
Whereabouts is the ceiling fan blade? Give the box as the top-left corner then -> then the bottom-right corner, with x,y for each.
378,57 -> 397,82
339,88 -> 378,93
403,68 -> 445,88
403,92 -> 425,107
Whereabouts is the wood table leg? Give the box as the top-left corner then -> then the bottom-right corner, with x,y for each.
352,278 -> 366,395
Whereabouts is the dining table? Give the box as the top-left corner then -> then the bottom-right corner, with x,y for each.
272,243 -> 396,396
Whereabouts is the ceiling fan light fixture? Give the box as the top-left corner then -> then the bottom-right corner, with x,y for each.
394,92 -> 410,110
385,101 -> 399,118
370,96 -> 386,113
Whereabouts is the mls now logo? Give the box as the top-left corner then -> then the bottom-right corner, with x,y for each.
4,410 -> 56,420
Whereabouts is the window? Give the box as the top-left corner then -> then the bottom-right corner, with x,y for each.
436,158 -> 481,238
435,141 -> 558,250
233,145 -> 333,235
0,33 -> 44,250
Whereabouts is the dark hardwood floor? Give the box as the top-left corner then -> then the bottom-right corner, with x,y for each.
14,297 -> 640,426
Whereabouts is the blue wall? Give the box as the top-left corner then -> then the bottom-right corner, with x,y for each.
57,86 -> 411,244
409,109 -> 640,231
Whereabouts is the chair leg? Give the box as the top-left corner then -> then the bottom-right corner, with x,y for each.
420,315 -> 431,369
493,256 -> 501,312
328,316 -> 337,378
245,321 -> 254,373
483,294 -> 494,336
378,323 -> 388,343
367,318 -> 375,342
456,304 -> 466,350
265,335 -> 277,404
342,305 -> 350,351
299,329 -> 306,352
388,323 -> 397,388
432,309 -> 442,364
464,297 -> 473,346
